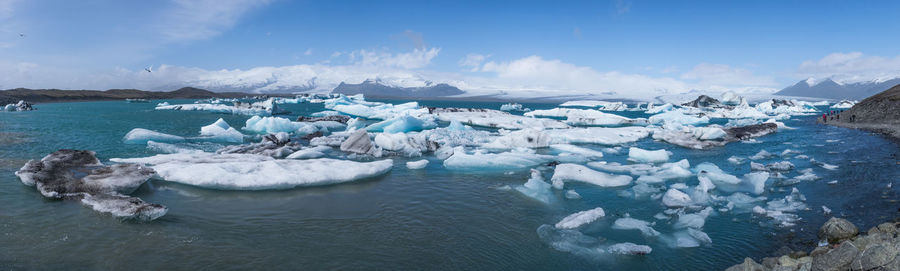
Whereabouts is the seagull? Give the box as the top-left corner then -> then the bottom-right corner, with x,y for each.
19,33 -> 25,38
144,66 -> 152,73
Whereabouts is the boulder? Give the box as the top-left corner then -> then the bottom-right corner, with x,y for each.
819,217 -> 859,244
850,243 -> 897,270
726,257 -> 769,271
811,241 -> 860,271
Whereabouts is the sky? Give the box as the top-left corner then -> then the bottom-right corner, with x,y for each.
1,0 -> 899,98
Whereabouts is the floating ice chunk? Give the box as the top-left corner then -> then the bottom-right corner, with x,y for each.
720,91 -> 742,105
822,205 -> 832,215
199,118 -> 244,143
402,159 -> 428,169
515,170 -> 554,204
310,110 -> 341,117
674,207 -> 713,229
112,153 -> 393,190
80,193 -> 168,221
725,193 -> 767,212
285,146 -> 331,159
373,132 -> 438,156
341,129 -> 375,154
559,100 -> 627,111
147,141 -> 204,154
483,128 -> 552,149
500,103 -> 530,112
545,127 -> 651,146
549,144 -> 604,158
645,103 -> 675,114
757,188 -> 808,227
749,150 -> 773,160
555,207 -> 606,229
243,116 -> 317,135
628,147 -> 671,163
670,183 -> 689,190
123,128 -> 185,144
550,164 -> 633,188
791,171 -> 818,181
727,156 -> 746,164
430,107 -> 568,130
607,243 -> 652,255
526,108 -> 646,126
612,217 -> 661,236
648,110 -> 710,126
365,115 -> 437,133
637,175 -> 665,184
752,206 -> 767,215
565,189 -> 582,199
443,147 -> 553,171
662,188 -> 692,207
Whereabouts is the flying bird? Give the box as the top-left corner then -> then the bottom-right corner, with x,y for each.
19,33 -> 25,38
144,66 -> 152,73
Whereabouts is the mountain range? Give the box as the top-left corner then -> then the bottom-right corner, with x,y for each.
775,78 -> 900,100
0,87 -> 252,104
331,79 -> 465,98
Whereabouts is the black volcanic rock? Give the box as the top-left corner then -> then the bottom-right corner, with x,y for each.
682,95 -> 724,108
825,84 -> 900,139
332,79 -> 464,98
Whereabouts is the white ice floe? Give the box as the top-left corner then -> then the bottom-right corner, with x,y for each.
720,91 -> 742,105
285,146 -> 331,159
500,103 -> 530,112
755,188 -> 808,227
483,127 -> 652,149
555,207 -> 606,229
525,108 -> 647,127
628,147 -> 671,163
156,98 -> 287,116
727,156 -> 746,164
516,170 -> 554,203
645,103 -> 675,114
199,118 -> 244,143
550,164 -> 633,189
662,188 -> 692,207
111,153 -> 393,190
565,189 -> 582,199
123,128 -> 185,144
146,141 -> 205,154
559,100 -> 627,111
243,116 -> 318,135
443,147 -> 553,171
430,108 -> 569,130
648,110 -> 710,126
607,243 -> 652,255
548,144 -> 604,158
611,217 -> 661,236
365,114 -> 437,133
406,159 -> 429,169
749,150 -> 774,160
674,207 -> 713,229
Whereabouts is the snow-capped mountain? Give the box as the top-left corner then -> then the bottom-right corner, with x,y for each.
331,78 -> 464,98
775,77 -> 900,100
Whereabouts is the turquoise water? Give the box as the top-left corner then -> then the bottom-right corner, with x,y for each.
1,100 -> 898,270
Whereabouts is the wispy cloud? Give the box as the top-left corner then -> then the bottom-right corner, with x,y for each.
458,54 -> 488,72
156,0 -> 271,43
612,0 -> 631,14
348,47 -> 440,69
797,52 -> 900,83
681,63 -> 777,90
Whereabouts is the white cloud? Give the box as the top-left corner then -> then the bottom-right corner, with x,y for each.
797,52 -> 900,83
458,54 -> 488,72
681,63 -> 777,90
157,0 -> 271,43
347,47 -> 440,69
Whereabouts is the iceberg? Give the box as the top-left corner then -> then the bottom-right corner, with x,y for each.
648,110 -> 710,126
285,146 -> 331,159
555,207 -> 606,229
500,103 -> 530,112
645,103 -> 675,114
548,144 -> 604,158
550,163 -> 633,188
525,108 -> 648,127
559,100 -> 627,111
611,217 -> 661,237
340,129 -> 376,154
243,116 -> 318,135
406,159 -> 429,169
123,128 -> 186,144
2,100 -> 35,111
607,243 -> 652,255
429,107 -> 569,130
111,152 -> 394,190
830,100 -> 857,109
662,188 -> 692,207
628,147 -> 671,163
365,115 -> 437,133
443,147 -> 553,171
155,98 -> 287,116
15,149 -> 166,221
199,118 -> 244,143
720,91 -> 742,105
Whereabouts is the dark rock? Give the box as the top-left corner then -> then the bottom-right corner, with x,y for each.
820,217 -> 860,244
811,241 -> 860,271
850,243 -> 897,270
296,115 -> 350,124
340,129 -> 374,154
300,131 -> 324,141
13,149 -> 166,221
725,123 -> 778,141
682,95 -> 725,108
427,107 -> 495,114
218,133 -> 302,158
726,257 -> 769,271
868,222 -> 898,235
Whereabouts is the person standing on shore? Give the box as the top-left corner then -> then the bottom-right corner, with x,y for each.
823,113 -> 827,123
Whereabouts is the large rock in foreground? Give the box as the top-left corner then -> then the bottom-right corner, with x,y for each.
819,217 -> 859,245
15,149 -> 166,221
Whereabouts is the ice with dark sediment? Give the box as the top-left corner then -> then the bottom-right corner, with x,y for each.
525,108 -> 648,127
428,107 -> 569,130
156,97 -> 288,116
15,149 -> 166,221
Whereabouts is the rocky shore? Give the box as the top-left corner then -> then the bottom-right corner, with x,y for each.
726,217 -> 900,271
820,84 -> 900,140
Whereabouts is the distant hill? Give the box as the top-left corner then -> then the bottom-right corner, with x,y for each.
824,83 -> 900,139
332,79 -> 464,98
775,78 -> 900,100
0,87 -> 254,104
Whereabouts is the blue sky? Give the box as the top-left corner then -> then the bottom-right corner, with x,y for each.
1,0 -> 899,97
